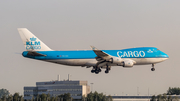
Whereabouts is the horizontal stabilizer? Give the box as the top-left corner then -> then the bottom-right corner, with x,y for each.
27,51 -> 46,56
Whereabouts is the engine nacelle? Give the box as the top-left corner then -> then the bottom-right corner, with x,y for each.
110,57 -> 122,64
123,60 -> 134,67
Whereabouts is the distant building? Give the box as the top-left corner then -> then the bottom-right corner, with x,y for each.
24,80 -> 90,100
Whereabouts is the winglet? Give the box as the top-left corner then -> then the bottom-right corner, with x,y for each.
90,46 -> 98,50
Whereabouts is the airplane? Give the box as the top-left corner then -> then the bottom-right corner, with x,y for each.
18,28 -> 169,74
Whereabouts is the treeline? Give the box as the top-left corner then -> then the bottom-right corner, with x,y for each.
83,91 -> 112,101
150,87 -> 180,101
28,93 -> 72,101
0,89 -> 112,101
0,89 -> 23,101
0,93 -> 23,101
0,89 -> 10,98
33,92 -> 112,101
0,93 -> 72,101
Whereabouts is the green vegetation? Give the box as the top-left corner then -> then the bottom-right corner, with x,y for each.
151,87 -> 180,101
83,91 -> 112,101
33,93 -> 72,101
0,90 -> 112,101
167,87 -> 180,95
0,92 -> 23,101
33,92 -> 112,101
58,93 -> 72,101
0,89 -> 10,98
0,93 -> 72,101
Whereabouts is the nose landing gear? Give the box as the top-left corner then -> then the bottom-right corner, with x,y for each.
151,64 -> 155,71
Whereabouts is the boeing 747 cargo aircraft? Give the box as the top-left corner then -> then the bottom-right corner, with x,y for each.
18,28 -> 169,74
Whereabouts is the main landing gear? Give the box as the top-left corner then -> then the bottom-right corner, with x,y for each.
91,65 -> 111,74
105,66 -> 111,74
91,66 -> 101,74
151,64 -> 155,71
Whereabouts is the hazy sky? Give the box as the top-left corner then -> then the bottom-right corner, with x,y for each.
1,0 -> 180,96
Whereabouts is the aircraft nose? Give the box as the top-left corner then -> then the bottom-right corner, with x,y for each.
161,51 -> 169,58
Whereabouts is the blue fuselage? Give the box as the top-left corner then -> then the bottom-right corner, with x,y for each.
22,47 -> 168,60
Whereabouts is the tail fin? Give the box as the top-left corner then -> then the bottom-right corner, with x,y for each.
18,28 -> 52,51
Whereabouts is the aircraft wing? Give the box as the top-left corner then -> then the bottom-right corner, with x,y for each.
90,46 -> 112,61
90,46 -> 109,56
90,46 -> 125,67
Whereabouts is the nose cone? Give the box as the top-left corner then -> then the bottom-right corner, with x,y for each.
160,51 -> 169,60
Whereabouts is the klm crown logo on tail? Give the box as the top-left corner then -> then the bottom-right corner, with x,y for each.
26,37 -> 41,50
18,28 -> 52,51
30,37 -> 37,41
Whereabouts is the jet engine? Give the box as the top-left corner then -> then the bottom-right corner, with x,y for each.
109,57 -> 122,64
122,60 -> 134,67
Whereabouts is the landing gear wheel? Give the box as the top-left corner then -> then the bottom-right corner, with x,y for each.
91,70 -> 95,73
92,66 -> 101,74
151,64 -> 155,71
95,70 -> 99,74
151,68 -> 155,71
98,69 -> 102,72
105,70 -> 109,74
105,65 -> 110,74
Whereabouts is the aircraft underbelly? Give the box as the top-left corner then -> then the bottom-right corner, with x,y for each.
130,58 -> 168,65
44,58 -> 168,66
45,59 -> 94,66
